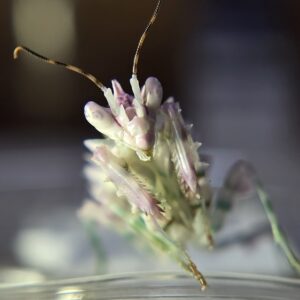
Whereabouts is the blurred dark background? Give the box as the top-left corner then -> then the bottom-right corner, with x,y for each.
0,0 -> 300,278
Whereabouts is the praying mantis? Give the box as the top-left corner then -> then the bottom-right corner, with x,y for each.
13,0 -> 300,290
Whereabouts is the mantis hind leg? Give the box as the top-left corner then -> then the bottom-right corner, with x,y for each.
214,160 -> 300,274
82,220 -> 108,274
255,180 -> 300,273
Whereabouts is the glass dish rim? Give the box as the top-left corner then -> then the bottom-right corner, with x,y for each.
0,271 -> 300,291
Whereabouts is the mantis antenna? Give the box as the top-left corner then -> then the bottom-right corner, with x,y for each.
132,0 -> 162,77
13,46 -> 107,92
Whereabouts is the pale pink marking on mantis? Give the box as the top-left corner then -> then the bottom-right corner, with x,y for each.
162,100 -> 198,194
84,77 -> 162,158
92,146 -> 163,219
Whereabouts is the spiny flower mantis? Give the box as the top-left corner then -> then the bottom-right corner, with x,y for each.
13,0 -> 300,290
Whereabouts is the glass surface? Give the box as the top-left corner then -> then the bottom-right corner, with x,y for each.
0,272 -> 299,300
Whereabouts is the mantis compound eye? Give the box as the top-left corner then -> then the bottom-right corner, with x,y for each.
142,77 -> 163,110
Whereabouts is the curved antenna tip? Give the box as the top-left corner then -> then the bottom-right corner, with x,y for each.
12,45 -> 107,92
13,46 -> 23,59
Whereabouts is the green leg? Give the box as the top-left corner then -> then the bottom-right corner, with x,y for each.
210,162 -> 240,233
211,188 -> 233,233
255,181 -> 300,273
82,220 -> 107,274
213,160 -> 300,274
